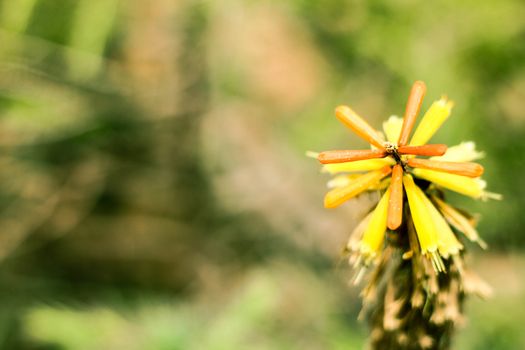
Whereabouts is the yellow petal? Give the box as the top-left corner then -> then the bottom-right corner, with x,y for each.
403,175 -> 438,253
432,196 -> 487,249
327,174 -> 390,190
347,212 -> 373,252
417,191 -> 463,257
382,115 -> 403,144
360,189 -> 390,261
409,97 -> 454,146
412,168 -> 485,198
431,141 -> 485,162
376,178 -> 392,190
403,174 -> 444,272
324,167 -> 391,208
321,157 -> 395,174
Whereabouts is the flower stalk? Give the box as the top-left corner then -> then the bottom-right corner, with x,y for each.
312,81 -> 498,349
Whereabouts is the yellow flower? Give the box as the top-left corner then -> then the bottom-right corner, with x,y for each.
323,166 -> 392,208
313,81 -> 498,272
360,188 -> 391,263
409,97 -> 454,147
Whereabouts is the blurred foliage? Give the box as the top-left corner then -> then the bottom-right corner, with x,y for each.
24,265 -> 365,350
0,0 -> 522,349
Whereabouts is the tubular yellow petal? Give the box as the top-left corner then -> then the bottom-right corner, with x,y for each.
432,196 -> 487,249
324,166 -> 392,208
382,115 -> 403,143
403,175 -> 439,256
335,106 -> 385,149
347,212 -> 373,252
417,191 -> 463,257
410,97 -> 454,146
360,189 -> 391,261
328,174 -> 390,190
404,174 -> 448,272
321,158 -> 395,174
376,178 -> 392,190
412,168 -> 485,198
431,141 -> 485,162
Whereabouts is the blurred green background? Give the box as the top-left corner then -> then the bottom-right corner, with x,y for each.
0,0 -> 523,349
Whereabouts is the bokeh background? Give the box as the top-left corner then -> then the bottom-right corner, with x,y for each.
0,0 -> 524,349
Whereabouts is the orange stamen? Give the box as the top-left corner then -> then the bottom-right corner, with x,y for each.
318,149 -> 387,164
407,158 -> 484,177
398,81 -> 427,146
335,106 -> 385,149
397,144 -> 447,157
387,164 -> 404,230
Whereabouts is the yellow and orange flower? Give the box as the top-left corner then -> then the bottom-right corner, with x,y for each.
312,81 -> 499,272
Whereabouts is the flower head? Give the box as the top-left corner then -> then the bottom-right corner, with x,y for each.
313,81 -> 498,273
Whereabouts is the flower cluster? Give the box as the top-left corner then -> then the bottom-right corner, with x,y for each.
313,81 -> 499,274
